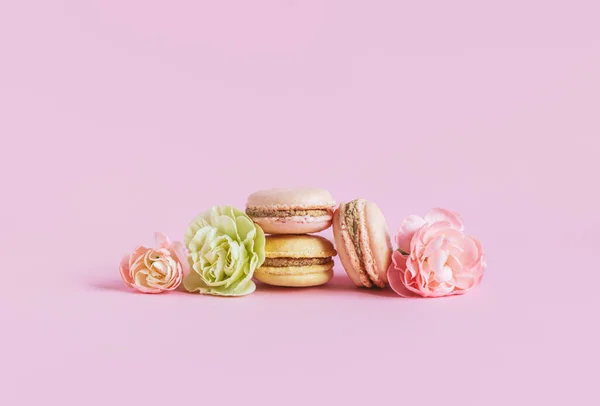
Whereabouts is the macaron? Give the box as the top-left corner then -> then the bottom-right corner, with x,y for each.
246,187 -> 336,234
332,199 -> 392,288
254,235 -> 337,287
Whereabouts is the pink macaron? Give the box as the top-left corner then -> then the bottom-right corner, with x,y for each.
332,199 -> 393,288
246,188 -> 336,234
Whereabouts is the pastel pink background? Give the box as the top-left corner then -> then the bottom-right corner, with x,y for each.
1,1 -> 599,405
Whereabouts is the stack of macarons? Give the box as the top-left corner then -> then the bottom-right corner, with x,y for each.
246,188 -> 338,287
246,188 -> 393,289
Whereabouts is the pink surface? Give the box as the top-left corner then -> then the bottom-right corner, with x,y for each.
1,1 -> 599,405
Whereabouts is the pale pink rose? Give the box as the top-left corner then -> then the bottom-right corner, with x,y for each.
119,232 -> 189,294
387,209 -> 486,298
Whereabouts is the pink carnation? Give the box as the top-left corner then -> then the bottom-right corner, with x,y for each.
119,232 -> 189,293
387,208 -> 486,298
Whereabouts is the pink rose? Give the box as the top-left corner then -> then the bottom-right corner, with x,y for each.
387,208 -> 486,298
119,232 -> 189,293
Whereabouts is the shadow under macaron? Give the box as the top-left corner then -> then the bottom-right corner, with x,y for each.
254,272 -> 400,298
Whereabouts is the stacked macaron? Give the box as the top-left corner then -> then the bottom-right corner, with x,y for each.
246,188 -> 337,287
254,235 -> 337,287
332,199 -> 393,288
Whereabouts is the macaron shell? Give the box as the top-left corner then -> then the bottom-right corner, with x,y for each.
364,201 -> 393,284
332,205 -> 373,288
265,235 -> 336,258
254,268 -> 334,287
246,187 -> 336,209
358,201 -> 388,287
253,216 -> 332,234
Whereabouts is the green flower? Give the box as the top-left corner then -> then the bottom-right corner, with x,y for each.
183,206 -> 265,296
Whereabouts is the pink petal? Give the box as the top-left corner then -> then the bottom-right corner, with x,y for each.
387,264 -> 420,297
129,246 -> 149,269
154,232 -> 170,249
411,272 -> 432,297
427,247 -> 449,280
418,260 -> 435,285
443,289 -> 468,297
170,263 -> 184,289
160,262 -> 183,291
169,240 -> 190,277
454,273 -> 476,290
446,254 -> 463,274
472,236 -> 485,256
467,256 -> 486,277
422,235 -> 446,258
391,250 -> 407,270
436,228 -> 466,245
406,256 -> 420,279
143,250 -> 154,270
133,271 -> 164,294
424,208 -> 464,230
410,226 -> 429,258
452,236 -> 479,269
429,282 -> 455,297
119,254 -> 134,287
395,215 -> 426,253
469,237 -> 487,275
420,221 -> 453,245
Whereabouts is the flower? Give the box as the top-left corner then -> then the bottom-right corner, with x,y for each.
119,232 -> 189,293
183,206 -> 266,296
387,208 -> 486,298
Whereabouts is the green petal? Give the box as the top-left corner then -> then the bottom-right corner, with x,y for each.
204,279 -> 256,296
184,215 -> 210,248
235,215 -> 255,241
232,279 -> 256,296
182,270 -> 209,293
224,247 -> 248,287
253,225 -> 266,265
236,263 -> 255,291
229,206 -> 246,218
215,215 -> 237,239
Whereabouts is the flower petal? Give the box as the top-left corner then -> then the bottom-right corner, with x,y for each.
387,263 -> 419,297
424,208 -> 464,230
133,270 -> 163,293
184,214 -> 210,248
170,240 -> 190,277
420,221 -> 453,245
454,273 -> 476,290
129,246 -> 149,269
426,246 -> 450,281
467,237 -> 487,275
214,214 -> 237,239
395,215 -> 426,253
252,225 -> 266,265
119,254 -> 134,287
391,250 -> 407,270
154,232 -> 170,249
235,215 -> 255,242
406,255 -> 420,279
449,236 -> 479,269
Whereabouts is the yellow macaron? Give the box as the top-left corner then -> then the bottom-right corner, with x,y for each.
254,235 -> 337,287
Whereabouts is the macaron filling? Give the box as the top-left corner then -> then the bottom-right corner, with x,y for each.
263,257 -> 332,267
343,199 -> 366,270
246,208 -> 330,218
